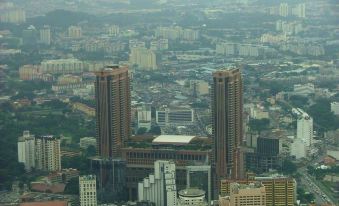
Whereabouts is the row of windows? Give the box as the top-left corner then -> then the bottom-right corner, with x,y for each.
126,152 -> 205,161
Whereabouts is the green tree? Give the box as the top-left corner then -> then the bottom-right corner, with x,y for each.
248,118 -> 270,134
137,127 -> 147,135
149,125 -> 161,135
281,160 -> 297,175
64,177 -> 79,195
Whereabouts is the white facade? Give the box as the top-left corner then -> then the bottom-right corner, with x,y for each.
291,138 -> 307,159
17,131 -> 35,171
155,26 -> 199,41
178,188 -> 207,206
40,25 -> 51,45
297,112 -> 313,147
130,48 -> 158,70
156,107 -> 194,126
331,102 -> 339,115
293,83 -> 314,96
138,160 -> 177,206
291,3 -> 306,18
35,136 -> 61,171
41,59 -> 84,74
68,26 -> 82,38
137,105 -> 152,130
108,25 -> 119,36
279,3 -> 289,17
0,9 -> 26,24
79,175 -> 97,206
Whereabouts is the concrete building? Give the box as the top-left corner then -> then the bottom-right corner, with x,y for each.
40,59 -> 84,74
255,175 -> 296,206
279,3 -> 289,17
137,105 -> 152,130
331,102 -> 339,115
186,165 -> 211,205
138,160 -> 177,206
219,182 -> 266,206
297,110 -> 313,147
94,66 -> 131,158
17,131 -> 35,171
0,8 -> 26,24
291,3 -> 306,18
89,158 -> 127,202
130,48 -> 158,70
293,83 -> 315,96
220,175 -> 296,206
80,137 -> 97,150
108,25 -> 119,37
216,43 -> 236,56
40,25 -> 51,45
79,175 -> 97,206
212,68 -> 244,196
129,39 -> 146,50
68,26 -> 82,38
35,135 -> 61,172
290,138 -> 307,159
150,39 -> 169,51
120,134 -> 210,199
190,80 -> 209,96
156,106 -> 194,127
178,188 -> 207,206
155,26 -> 199,41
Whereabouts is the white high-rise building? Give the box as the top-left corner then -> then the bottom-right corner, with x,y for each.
137,104 -> 152,130
35,135 -> 61,172
279,3 -> 289,17
40,25 -> 51,45
130,48 -> 158,70
292,3 -> 306,18
108,25 -> 119,37
0,9 -> 26,24
297,111 -> 313,147
17,131 -> 35,171
291,138 -> 307,159
138,160 -> 177,206
68,26 -> 82,38
331,102 -> 339,115
79,175 -> 97,206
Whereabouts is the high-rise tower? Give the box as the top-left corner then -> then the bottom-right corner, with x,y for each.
212,68 -> 244,195
94,66 -> 131,159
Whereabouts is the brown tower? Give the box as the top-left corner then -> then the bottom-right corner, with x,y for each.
94,66 -> 131,158
212,68 -> 244,195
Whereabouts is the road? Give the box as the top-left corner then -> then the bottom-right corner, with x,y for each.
299,167 -> 336,205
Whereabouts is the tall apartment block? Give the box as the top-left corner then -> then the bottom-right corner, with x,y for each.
255,176 -> 296,206
94,66 -> 131,158
35,135 -> 61,172
79,175 -> 97,206
39,25 -> 51,45
17,131 -> 35,171
138,160 -> 177,206
212,68 -> 244,196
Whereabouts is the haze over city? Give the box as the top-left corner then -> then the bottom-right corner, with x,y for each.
0,0 -> 338,206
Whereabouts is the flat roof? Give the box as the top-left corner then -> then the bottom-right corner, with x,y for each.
152,135 -> 196,145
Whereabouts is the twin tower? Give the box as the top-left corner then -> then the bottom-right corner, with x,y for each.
94,65 -> 244,198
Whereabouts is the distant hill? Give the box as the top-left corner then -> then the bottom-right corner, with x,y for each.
28,9 -> 97,28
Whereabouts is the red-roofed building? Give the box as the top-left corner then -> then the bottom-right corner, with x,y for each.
20,201 -> 68,206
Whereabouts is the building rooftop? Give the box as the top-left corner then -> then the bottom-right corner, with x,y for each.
20,201 -> 68,206
178,188 -> 205,197
152,135 -> 197,145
